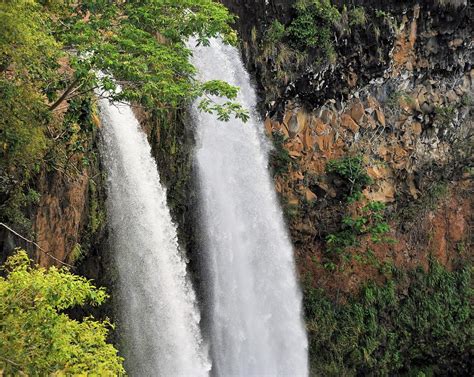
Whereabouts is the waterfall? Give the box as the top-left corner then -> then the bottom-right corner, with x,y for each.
190,39 -> 308,376
98,95 -> 210,376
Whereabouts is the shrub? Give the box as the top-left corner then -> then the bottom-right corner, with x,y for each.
265,20 -> 286,43
348,6 -> 367,27
0,250 -> 125,375
304,262 -> 473,376
287,0 -> 340,56
325,201 -> 392,268
326,155 -> 372,198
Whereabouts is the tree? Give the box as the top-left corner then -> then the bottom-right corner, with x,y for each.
50,0 -> 249,120
0,250 -> 125,375
0,0 -> 248,232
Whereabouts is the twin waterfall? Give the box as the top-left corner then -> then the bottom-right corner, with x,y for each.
99,39 -> 308,376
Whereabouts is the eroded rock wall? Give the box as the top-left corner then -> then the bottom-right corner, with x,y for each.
223,0 -> 473,295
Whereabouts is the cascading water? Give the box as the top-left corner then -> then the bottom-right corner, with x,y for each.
190,39 -> 308,376
98,95 -> 210,377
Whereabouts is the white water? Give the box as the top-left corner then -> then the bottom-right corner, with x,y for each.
191,39 -> 308,376
99,96 -> 210,377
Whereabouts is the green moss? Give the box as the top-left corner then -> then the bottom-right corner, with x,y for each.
304,262 -> 473,376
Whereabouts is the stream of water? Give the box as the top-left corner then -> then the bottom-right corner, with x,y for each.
99,95 -> 210,377
191,39 -> 308,377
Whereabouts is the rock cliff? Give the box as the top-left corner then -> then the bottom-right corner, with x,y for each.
221,0 -> 473,295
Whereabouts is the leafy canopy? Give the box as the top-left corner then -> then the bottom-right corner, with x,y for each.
0,0 -> 248,232
0,250 -> 125,375
53,0 -> 248,120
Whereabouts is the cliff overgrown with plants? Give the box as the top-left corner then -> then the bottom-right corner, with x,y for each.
223,0 -> 473,375
304,262 -> 472,376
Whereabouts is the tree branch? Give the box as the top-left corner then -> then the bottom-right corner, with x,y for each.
49,78 -> 81,112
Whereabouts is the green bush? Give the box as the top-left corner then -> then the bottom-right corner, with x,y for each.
348,6 -> 367,27
304,262 -> 473,376
0,80 -> 49,175
324,201 -> 392,269
0,250 -> 125,375
326,155 -> 372,198
287,0 -> 340,56
265,20 -> 286,43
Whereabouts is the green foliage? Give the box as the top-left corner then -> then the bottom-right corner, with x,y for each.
326,156 -> 372,198
54,0 -> 247,120
348,6 -> 367,27
197,80 -> 250,121
265,20 -> 286,43
0,188 -> 41,236
325,201 -> 392,267
460,94 -> 472,107
270,131 -> 293,176
375,9 -> 391,19
0,81 -> 48,176
287,0 -> 340,57
304,262 -> 473,376
435,105 -> 457,125
0,250 -> 125,375
0,0 -> 61,90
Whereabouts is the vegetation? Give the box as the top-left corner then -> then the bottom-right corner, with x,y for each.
0,0 -> 245,232
396,182 -> 449,225
322,157 -> 392,270
270,131 -> 293,177
435,104 -> 457,125
324,200 -> 392,270
52,0 -> 244,117
304,261 -> 473,376
287,0 -> 340,58
265,20 -> 286,44
348,6 -> 367,27
0,250 -> 124,375
326,155 -> 372,199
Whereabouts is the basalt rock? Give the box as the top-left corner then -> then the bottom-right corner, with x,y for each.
223,0 -> 473,294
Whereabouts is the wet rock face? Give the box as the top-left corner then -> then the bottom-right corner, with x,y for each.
223,0 -> 473,292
